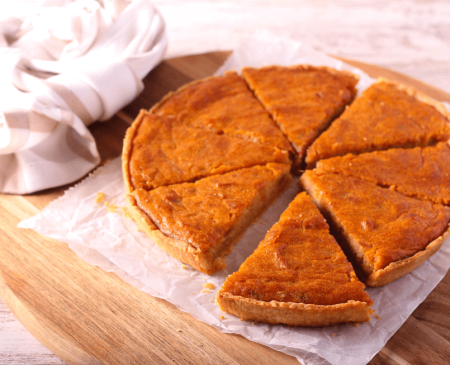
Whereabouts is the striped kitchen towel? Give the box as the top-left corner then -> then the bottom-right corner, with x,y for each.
0,0 -> 167,194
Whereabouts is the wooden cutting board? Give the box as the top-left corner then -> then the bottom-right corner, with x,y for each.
1,52 -> 450,365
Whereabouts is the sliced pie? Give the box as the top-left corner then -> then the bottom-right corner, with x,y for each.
123,110 -> 290,192
241,65 -> 358,168
300,171 -> 450,286
126,164 -> 292,274
216,192 -> 373,326
306,79 -> 450,167
152,71 -> 292,152
315,143 -> 450,205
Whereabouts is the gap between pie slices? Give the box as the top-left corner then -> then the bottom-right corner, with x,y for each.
242,65 -> 358,169
305,78 -> 450,168
125,164 -> 292,274
300,171 -> 450,287
315,142 -> 450,205
216,192 -> 373,326
123,110 -> 290,192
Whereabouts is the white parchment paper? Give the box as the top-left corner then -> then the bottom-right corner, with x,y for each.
20,32 -> 450,365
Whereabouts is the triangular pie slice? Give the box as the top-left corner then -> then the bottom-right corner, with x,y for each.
126,164 -> 292,274
123,110 -> 291,192
241,65 -> 358,168
151,71 -> 293,152
217,192 -> 373,326
315,143 -> 450,205
300,171 -> 450,287
306,79 -> 450,167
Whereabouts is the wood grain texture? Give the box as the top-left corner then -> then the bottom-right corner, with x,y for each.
1,52 -> 450,365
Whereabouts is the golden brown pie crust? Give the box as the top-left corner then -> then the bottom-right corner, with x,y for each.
217,294 -> 372,326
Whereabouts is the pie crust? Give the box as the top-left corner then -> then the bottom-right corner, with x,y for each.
123,110 -> 290,192
217,294 -> 372,327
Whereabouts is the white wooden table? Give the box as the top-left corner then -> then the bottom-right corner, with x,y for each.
1,0 -> 450,363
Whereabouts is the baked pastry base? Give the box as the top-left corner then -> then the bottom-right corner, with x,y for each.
365,225 -> 450,286
217,293 -> 372,326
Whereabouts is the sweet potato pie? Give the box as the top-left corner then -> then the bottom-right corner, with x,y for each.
122,65 -> 450,326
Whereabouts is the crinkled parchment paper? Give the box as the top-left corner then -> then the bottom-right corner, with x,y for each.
20,31 -> 450,365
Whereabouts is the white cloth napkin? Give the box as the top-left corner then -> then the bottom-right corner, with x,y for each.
0,0 -> 167,194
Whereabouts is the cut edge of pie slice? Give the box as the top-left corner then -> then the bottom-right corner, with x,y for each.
305,78 -> 450,168
300,170 -> 450,287
315,142 -> 450,205
150,70 -> 294,153
122,110 -> 291,192
125,163 -> 292,274
217,192 -> 373,326
241,65 -> 359,169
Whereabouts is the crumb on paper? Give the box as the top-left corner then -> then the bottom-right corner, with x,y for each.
240,318 -> 245,322
252,322 -> 255,325
332,333 -> 336,336
221,316 -> 225,320
202,282 -> 216,290
354,323 -> 360,327
201,289 -> 211,293
191,293 -> 194,295
95,192 -> 106,204
107,204 -> 117,213
375,314 -> 382,319
181,264 -> 187,270
203,277 -> 207,281
176,329 -> 182,333
121,206 -> 133,219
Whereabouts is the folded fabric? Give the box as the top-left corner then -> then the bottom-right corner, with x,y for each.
0,0 -> 167,194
